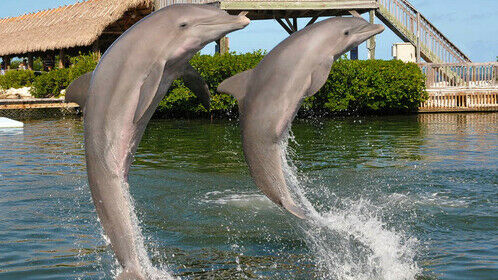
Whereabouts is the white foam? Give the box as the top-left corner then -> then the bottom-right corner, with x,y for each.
202,190 -> 274,210
280,130 -> 420,280
0,117 -> 23,128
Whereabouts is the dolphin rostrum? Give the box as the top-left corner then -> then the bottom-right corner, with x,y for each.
217,17 -> 384,219
66,5 -> 249,279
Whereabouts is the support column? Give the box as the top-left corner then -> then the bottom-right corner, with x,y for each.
92,40 -> 101,60
367,10 -> 377,60
28,54 -> 34,70
215,37 -> 229,54
44,53 -> 55,71
58,49 -> 65,68
350,47 -> 359,60
4,56 -> 11,70
416,12 -> 421,62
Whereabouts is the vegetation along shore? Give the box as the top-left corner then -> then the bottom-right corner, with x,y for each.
0,52 -> 427,118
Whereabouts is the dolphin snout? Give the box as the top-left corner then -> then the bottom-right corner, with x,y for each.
237,11 -> 251,27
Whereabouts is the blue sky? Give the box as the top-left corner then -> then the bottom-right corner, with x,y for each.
1,0 -> 497,62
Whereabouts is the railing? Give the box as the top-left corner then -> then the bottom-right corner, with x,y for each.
419,90 -> 498,111
377,0 -> 471,63
419,63 -> 498,89
418,63 -> 498,111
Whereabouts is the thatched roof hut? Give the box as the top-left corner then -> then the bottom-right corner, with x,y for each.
0,0 -> 154,57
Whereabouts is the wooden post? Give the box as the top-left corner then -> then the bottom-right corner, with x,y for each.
154,0 -> 161,11
43,53 -> 55,71
367,10 -> 376,60
28,54 -> 34,70
350,47 -> 359,60
416,12 -> 421,62
58,49 -> 65,68
93,40 -> 101,60
215,37 -> 229,54
5,56 -> 11,70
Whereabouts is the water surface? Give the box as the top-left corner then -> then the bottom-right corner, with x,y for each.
0,113 -> 496,279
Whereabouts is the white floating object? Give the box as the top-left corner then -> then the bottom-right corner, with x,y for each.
0,117 -> 24,128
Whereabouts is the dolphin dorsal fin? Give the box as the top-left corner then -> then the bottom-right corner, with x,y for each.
65,72 -> 93,109
217,69 -> 253,101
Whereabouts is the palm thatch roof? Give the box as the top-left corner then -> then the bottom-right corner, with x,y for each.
0,0 -> 153,56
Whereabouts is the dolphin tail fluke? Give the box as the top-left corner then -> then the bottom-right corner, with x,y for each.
282,199 -> 307,219
65,71 -> 93,109
116,268 -> 146,280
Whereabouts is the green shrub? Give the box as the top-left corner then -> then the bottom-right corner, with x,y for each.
28,51 -> 426,115
157,53 -> 426,116
0,70 -> 36,89
156,51 -> 265,117
68,53 -> 99,80
311,59 -> 427,114
30,53 -> 99,98
30,68 -> 71,98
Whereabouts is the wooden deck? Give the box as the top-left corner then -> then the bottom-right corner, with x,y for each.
0,98 -> 79,119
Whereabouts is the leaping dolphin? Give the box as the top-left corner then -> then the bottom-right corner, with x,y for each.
66,5 -> 250,279
218,17 -> 384,219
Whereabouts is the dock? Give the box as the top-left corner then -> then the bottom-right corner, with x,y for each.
0,99 -> 79,119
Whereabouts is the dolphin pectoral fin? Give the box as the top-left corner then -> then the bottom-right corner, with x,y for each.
182,64 -> 211,110
217,69 -> 253,102
65,71 -> 93,109
133,62 -> 165,123
306,61 -> 334,97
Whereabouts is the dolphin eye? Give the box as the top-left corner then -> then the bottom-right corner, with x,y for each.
179,22 -> 188,28
344,31 -> 350,36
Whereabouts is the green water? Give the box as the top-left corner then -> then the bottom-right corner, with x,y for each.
0,113 -> 496,279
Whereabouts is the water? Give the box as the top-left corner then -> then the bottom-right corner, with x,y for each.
0,113 -> 496,279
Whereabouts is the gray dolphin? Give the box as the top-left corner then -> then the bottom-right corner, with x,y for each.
66,5 -> 249,279
217,17 -> 384,219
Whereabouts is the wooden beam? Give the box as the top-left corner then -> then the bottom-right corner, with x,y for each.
284,17 -> 296,32
293,17 -> 298,32
275,18 -> 293,35
306,16 -> 319,27
349,10 -> 361,18
220,1 -> 378,10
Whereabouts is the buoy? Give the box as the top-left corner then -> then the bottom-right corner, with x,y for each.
0,117 -> 24,128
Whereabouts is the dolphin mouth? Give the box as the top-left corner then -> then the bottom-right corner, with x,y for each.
354,23 -> 385,38
198,11 -> 250,30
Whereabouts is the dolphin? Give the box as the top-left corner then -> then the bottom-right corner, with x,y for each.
66,5 -> 249,279
217,17 -> 384,219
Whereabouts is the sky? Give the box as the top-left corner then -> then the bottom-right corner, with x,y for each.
0,0 -> 497,62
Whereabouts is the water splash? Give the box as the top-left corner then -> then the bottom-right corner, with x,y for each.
113,182 -> 177,280
281,131 -> 420,280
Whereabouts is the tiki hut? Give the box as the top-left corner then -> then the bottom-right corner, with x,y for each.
0,0 -> 154,70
